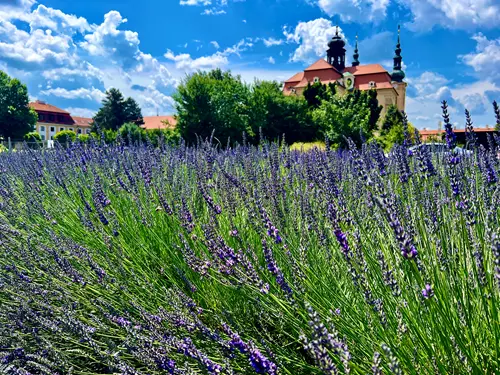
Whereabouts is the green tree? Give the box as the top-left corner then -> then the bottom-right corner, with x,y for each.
303,82 -> 334,109
92,88 -> 144,131
381,104 -> 403,133
54,130 -> 76,145
312,89 -> 375,148
118,122 -> 145,145
174,69 -> 252,144
249,80 -> 316,144
0,70 -> 37,140
24,131 -> 42,149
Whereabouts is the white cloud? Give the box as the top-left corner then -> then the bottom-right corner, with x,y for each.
40,87 -> 106,102
316,0 -> 389,23
164,50 -> 229,71
461,33 -> 500,83
202,8 -> 226,15
283,19 -> 349,64
407,71 -> 450,97
29,5 -> 91,34
451,80 -> 500,113
210,41 -> 220,49
263,37 -> 284,47
401,0 -> 500,31
268,56 -> 275,64
65,107 -> 96,118
180,0 -> 211,5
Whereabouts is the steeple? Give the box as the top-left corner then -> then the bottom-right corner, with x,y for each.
352,34 -> 360,67
391,25 -> 405,82
326,26 -> 346,71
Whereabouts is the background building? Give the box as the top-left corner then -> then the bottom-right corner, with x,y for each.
283,26 -> 406,120
29,100 -> 92,140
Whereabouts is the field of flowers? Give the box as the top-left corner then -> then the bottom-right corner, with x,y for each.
1,106 -> 499,374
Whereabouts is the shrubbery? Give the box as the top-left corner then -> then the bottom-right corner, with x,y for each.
54,130 -> 76,144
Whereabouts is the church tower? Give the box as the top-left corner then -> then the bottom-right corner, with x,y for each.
352,35 -> 360,67
391,25 -> 407,112
327,26 -> 346,71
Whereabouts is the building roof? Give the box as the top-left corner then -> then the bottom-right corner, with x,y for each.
72,116 -> 92,127
284,71 -> 304,83
343,64 -> 388,76
419,127 -> 496,135
29,100 -> 70,114
141,116 -> 177,130
304,58 -> 336,72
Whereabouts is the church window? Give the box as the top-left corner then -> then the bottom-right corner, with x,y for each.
313,77 -> 320,83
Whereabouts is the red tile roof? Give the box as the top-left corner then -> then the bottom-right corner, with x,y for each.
343,64 -> 388,76
29,100 -> 69,114
284,71 -> 304,83
420,127 -> 496,135
304,59 -> 335,72
141,116 -> 177,130
72,116 -> 92,127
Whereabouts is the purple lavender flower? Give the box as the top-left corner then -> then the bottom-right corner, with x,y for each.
422,284 -> 434,299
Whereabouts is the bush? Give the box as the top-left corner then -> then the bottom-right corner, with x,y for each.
54,130 -> 76,145
24,131 -> 42,149
77,134 -> 91,143
118,122 -> 145,145
145,128 -> 181,147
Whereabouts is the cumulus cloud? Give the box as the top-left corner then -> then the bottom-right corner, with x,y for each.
40,87 -> 106,102
316,0 -> 389,23
164,50 -> 229,71
461,34 -> 500,83
65,107 -> 96,118
283,19 -> 349,64
268,56 -> 275,64
401,0 -> 500,31
262,37 -> 284,47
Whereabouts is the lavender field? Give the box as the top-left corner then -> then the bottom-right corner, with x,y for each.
0,109 -> 499,374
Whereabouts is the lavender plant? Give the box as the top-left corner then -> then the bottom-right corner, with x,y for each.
0,111 -> 499,374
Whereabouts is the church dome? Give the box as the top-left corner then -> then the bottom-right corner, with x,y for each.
328,27 -> 345,49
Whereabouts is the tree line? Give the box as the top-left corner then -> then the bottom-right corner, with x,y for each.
1,68 -> 410,150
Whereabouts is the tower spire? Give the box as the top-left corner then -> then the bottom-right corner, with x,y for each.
391,24 -> 405,82
352,34 -> 360,67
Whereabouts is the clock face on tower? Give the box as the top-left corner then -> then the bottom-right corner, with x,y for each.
343,73 -> 355,91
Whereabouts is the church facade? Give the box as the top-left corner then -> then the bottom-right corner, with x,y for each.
283,27 -> 407,120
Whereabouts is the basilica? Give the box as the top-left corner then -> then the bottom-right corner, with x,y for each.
283,27 -> 407,119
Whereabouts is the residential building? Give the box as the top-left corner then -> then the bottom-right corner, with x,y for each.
29,100 -> 92,140
283,26 -> 407,120
419,126 -> 497,146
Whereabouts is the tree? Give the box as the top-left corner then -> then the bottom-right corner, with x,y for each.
92,88 -> 144,131
313,90 -> 374,148
118,122 -> 145,145
381,105 -> 403,133
54,130 -> 76,145
249,80 -> 316,144
0,70 -> 37,140
303,82 -> 334,109
174,69 -> 252,144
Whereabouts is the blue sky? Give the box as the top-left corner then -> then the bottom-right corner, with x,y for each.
0,0 -> 499,129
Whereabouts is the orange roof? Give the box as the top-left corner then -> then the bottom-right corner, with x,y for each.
72,116 -> 92,127
141,116 -> 177,130
420,127 -> 496,135
284,71 -> 304,83
343,64 -> 388,76
304,58 -> 336,72
29,100 -> 69,114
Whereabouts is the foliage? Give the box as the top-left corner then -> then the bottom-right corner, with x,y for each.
23,131 -> 42,142
249,80 -> 317,144
0,143 -> 6,153
78,134 -> 91,143
303,81 -> 335,108
313,89 -> 380,148
1,108 -> 499,374
118,122 -> 145,144
0,70 -> 37,140
54,130 -> 76,144
381,104 -> 403,132
378,105 -> 416,150
145,128 -> 181,147
92,88 -> 144,131
174,69 -> 252,145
